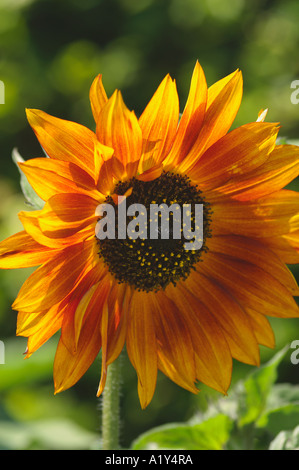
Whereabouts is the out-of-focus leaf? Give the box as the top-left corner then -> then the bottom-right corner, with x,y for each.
276,136 -> 299,146
237,347 -> 288,427
11,148 -> 44,210
258,403 -> 299,436
265,383 -> 299,409
276,136 -> 299,145
0,418 -> 99,450
0,337 -> 56,391
269,426 -> 299,450
285,139 -> 299,146
256,383 -> 299,434
131,414 -> 233,450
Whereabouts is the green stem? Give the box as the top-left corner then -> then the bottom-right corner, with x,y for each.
102,357 -> 121,450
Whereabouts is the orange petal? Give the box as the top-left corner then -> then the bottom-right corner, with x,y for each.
96,298 -> 109,397
72,284 -> 102,351
106,284 -> 130,365
12,239 -> 96,313
17,311 -> 46,337
184,269 -> 260,367
19,158 -> 98,202
163,61 -> 207,169
0,231 -> 57,269
93,139 -> 123,195
60,260 -> 108,354
96,283 -> 130,398
126,289 -> 158,409
212,189 -> 299,238
188,122 -> 279,190
151,290 -> 198,393
26,109 -> 96,177
96,90 -> 142,178
26,316 -> 63,357
138,74 -> 179,172
207,144 -> 299,202
198,250 -> 299,319
21,298 -> 71,357
93,139 -> 113,187
208,235 -> 299,296
165,283 -> 232,394
262,231 -> 299,264
89,74 -> 108,122
54,279 -> 111,394
36,193 -> 98,237
19,209 -> 94,249
246,309 -> 275,349
136,163 -> 164,182
178,69 -> 243,173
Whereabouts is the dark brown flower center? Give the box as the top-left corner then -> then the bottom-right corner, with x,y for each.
96,171 -> 211,292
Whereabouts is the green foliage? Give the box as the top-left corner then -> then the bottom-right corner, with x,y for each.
132,415 -> 233,450
0,418 -> 99,450
0,346 -> 298,449
131,348 -> 299,450
269,426 -> 299,450
237,347 -> 288,427
0,0 -> 299,451
0,338 -> 100,450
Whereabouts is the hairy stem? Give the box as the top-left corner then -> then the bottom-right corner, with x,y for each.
102,358 -> 121,450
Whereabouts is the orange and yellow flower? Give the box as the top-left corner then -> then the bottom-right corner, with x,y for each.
1,61 -> 299,408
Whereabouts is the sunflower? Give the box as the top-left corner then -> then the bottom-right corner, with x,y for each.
1,61 -> 299,409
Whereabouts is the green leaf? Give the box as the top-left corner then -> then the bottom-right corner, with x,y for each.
0,418 -> 99,450
258,403 -> 299,436
12,148 -> 45,210
0,337 -> 56,392
276,136 -> 299,146
237,347 -> 288,427
256,383 -> 299,434
266,383 -> 299,408
269,426 -> 299,450
285,139 -> 299,146
131,414 -> 233,450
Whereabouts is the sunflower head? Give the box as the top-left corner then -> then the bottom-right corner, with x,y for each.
97,170 -> 212,292
0,61 -> 298,409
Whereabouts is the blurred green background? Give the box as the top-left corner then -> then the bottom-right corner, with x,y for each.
0,0 -> 299,450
